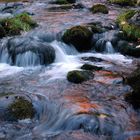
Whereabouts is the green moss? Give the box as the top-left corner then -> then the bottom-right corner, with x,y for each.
8,97 -> 35,120
91,4 -> 109,14
108,0 -> 137,6
67,70 -> 92,84
81,64 -> 102,71
62,25 -> 93,52
0,12 -> 37,37
87,23 -> 104,33
116,10 -> 140,40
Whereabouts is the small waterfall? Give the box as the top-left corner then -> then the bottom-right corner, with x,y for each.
15,51 -> 40,67
94,30 -> 118,54
95,39 -> 115,54
51,41 -> 70,63
0,36 -> 56,67
41,40 -> 82,80
0,48 -> 11,64
105,41 -> 115,54
0,46 -> 41,67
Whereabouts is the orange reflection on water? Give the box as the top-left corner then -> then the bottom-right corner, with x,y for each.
64,95 -> 100,114
94,70 -> 121,84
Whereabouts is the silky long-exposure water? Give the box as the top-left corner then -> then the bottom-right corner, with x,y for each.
0,0 -> 140,140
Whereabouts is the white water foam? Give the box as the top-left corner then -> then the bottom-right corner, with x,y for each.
40,41 -> 82,80
0,40 -> 132,80
0,63 -> 23,78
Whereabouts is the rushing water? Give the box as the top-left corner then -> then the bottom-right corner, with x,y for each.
0,0 -> 140,140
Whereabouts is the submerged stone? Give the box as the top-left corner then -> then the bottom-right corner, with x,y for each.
91,4 -> 109,14
67,70 -> 93,84
2,36 -> 56,66
81,63 -> 102,71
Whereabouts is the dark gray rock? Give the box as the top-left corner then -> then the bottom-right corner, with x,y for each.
5,36 -> 56,66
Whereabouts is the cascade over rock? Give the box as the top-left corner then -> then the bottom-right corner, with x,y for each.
0,36 -> 56,66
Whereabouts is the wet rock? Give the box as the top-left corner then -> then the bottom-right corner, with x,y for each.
125,68 -> 140,108
51,0 -> 76,5
48,3 -> 84,11
126,68 -> 140,94
51,0 -> 69,5
108,0 -> 136,6
87,23 -> 104,34
81,63 -> 102,71
67,70 -> 93,84
67,0 -> 76,3
5,36 -> 56,66
62,26 -> 93,52
91,4 -> 109,14
117,40 -> 140,57
81,56 -> 103,62
0,24 -> 6,38
0,93 -> 35,121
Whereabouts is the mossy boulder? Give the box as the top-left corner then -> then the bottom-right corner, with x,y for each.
62,26 -> 93,52
81,63 -> 102,71
8,96 -> 35,120
0,12 -> 37,38
116,10 -> 140,40
91,4 -> 109,14
87,23 -> 104,33
108,0 -> 137,6
67,70 -> 93,84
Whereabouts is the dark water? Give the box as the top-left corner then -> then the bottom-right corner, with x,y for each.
0,0 -> 140,140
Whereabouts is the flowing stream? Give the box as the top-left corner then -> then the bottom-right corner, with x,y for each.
0,0 -> 140,140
